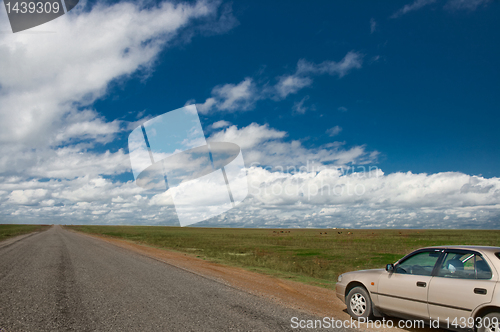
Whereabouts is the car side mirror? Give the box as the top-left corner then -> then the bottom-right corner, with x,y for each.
386,264 -> 394,273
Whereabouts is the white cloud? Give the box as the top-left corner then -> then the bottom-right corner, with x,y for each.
3,163 -> 494,228
0,0 -> 238,225
54,109 -> 121,144
0,175 -> 172,225
275,51 -> 363,99
292,96 -> 311,114
444,0 -> 491,11
211,120 -> 232,129
391,0 -> 489,17
0,0 -> 234,180
295,51 -> 363,78
209,123 -> 286,151
8,189 -> 49,205
391,0 -> 437,18
197,51 -> 363,114
275,75 -> 313,99
197,78 -> 258,114
208,123 -> 377,168
0,2 -> 496,229
287,169 -> 498,211
205,168 -> 500,228
326,126 -> 342,137
370,18 -> 377,34
338,106 -> 348,112
0,0 -> 223,146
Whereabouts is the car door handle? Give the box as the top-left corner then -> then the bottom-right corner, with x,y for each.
416,281 -> 427,287
474,288 -> 487,295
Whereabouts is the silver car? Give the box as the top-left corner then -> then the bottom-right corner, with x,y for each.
336,246 -> 500,331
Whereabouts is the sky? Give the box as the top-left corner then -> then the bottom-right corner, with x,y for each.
0,0 -> 499,228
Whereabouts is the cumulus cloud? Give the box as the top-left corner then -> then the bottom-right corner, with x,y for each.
4,164 -> 498,229
275,75 -> 313,99
208,123 -> 377,167
209,123 -> 286,151
0,0 -> 234,179
54,109 -> 121,144
8,189 -> 49,206
0,175 -> 174,224
198,167 -> 500,229
1,117 -> 498,228
211,120 -> 232,129
0,0 -> 224,146
197,51 -> 363,113
0,0 -> 238,225
197,78 -> 259,114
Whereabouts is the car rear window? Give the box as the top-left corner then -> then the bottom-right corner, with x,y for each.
496,252 -> 500,260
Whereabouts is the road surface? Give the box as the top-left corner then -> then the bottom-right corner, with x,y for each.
0,226 -> 336,331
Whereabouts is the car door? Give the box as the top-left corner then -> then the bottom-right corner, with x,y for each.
376,249 -> 443,319
428,250 -> 497,325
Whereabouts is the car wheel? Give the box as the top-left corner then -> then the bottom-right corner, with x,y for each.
476,312 -> 500,332
346,286 -> 374,320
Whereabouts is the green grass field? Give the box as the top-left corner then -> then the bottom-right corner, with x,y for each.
66,226 -> 500,288
0,224 -> 50,242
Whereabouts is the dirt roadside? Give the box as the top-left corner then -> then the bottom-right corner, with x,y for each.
76,231 -> 445,332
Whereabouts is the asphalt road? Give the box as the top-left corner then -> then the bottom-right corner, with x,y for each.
0,226 -> 338,332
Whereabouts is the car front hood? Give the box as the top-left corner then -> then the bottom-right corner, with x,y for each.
341,268 -> 386,283
344,268 -> 385,275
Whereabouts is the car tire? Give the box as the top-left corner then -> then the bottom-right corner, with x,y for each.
346,286 -> 374,320
476,311 -> 500,332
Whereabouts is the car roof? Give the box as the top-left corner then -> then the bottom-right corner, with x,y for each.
419,245 -> 500,258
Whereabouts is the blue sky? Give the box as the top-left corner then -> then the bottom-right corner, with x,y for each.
0,0 -> 499,228
99,0 -> 499,176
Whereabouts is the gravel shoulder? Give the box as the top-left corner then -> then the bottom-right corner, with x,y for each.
74,229 -> 445,332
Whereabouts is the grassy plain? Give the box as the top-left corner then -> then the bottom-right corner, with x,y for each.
0,224 -> 50,242
66,226 -> 500,288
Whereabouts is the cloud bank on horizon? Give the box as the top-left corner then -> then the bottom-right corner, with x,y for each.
0,0 -> 498,228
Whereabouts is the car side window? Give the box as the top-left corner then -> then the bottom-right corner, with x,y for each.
395,251 -> 441,276
475,255 -> 492,279
437,251 -> 492,280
